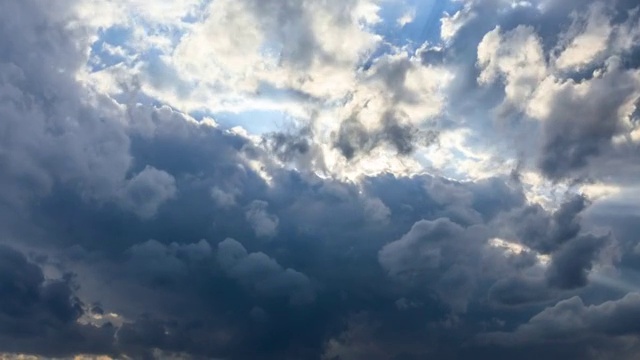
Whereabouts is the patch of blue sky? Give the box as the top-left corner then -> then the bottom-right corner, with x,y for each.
258,40 -> 284,68
415,151 -> 464,180
88,26 -> 132,72
180,0 -> 213,24
209,110 -> 295,135
373,0 -> 460,51
145,22 -> 188,49
359,0 -> 462,72
173,83 -> 304,134
89,16 -> 189,73
255,82 -> 317,105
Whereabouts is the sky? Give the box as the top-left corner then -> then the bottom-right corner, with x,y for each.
0,0 -> 640,359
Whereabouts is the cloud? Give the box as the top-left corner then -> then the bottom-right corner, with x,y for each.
479,293 -> 640,359
361,196 -> 391,223
119,166 -> 177,219
1,0 -> 640,359
210,186 -> 239,208
217,238 -> 315,304
498,194 -> 588,254
553,2 -> 614,71
534,62 -> 640,180
379,218 -> 493,312
152,0 -> 383,106
0,245 -> 115,357
477,25 -> 547,112
379,218 -> 465,277
332,109 -> 439,161
245,200 -> 279,239
488,275 -> 554,307
468,1 -> 640,181
545,233 -> 611,289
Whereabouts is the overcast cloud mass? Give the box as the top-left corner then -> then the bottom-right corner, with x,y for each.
0,0 -> 639,359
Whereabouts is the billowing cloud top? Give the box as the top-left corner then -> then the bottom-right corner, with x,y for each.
0,0 -> 639,359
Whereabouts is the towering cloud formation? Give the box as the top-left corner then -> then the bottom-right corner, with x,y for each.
0,0 -> 639,359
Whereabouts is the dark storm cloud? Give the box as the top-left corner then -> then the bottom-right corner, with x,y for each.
0,0 -> 177,224
378,218 -> 487,312
0,0 -> 639,359
583,196 -> 640,275
0,245 -> 115,357
125,239 -> 212,287
375,191 -> 609,313
499,194 -> 588,254
488,275 -> 554,307
546,233 -> 611,289
245,200 -> 280,238
119,166 -> 177,219
478,292 -> 640,360
489,194 -> 614,302
31,145 -> 556,359
0,123 -> 623,360
217,238 -> 315,304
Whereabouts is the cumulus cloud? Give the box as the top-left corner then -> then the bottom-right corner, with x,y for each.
217,238 -> 315,304
1,0 -> 640,359
380,218 -> 493,312
119,166 -> 177,219
553,2 -> 614,71
470,1 -> 640,181
479,293 -> 640,359
0,245 -> 115,357
245,200 -> 279,239
477,25 -> 547,112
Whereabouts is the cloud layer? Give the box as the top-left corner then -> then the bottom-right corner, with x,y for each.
0,0 -> 639,359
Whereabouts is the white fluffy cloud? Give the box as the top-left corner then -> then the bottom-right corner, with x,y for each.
554,2 -> 613,71
478,25 -> 547,112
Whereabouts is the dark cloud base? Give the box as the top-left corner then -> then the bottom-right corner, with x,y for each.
0,0 -> 639,359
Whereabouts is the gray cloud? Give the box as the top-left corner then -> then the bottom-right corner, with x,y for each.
479,293 -> 640,360
488,275 -> 554,307
537,62 -> 640,180
0,245 -> 115,357
439,0 -> 640,183
379,218 -> 492,313
546,233 -> 611,289
332,110 -> 439,161
0,0 -> 639,359
217,238 -> 315,305
119,166 -> 177,219
245,200 -> 280,239
499,194 -> 588,254
490,194 -> 614,299
210,186 -> 238,208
